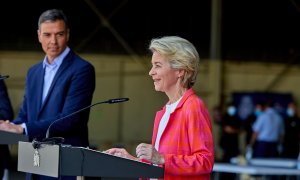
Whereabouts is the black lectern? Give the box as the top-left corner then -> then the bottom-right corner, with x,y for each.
0,130 -> 28,144
18,141 -> 164,179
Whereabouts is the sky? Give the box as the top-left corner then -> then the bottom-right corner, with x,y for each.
1,0 -> 300,63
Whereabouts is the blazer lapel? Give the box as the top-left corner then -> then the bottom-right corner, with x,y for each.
32,65 -> 45,116
39,51 -> 73,111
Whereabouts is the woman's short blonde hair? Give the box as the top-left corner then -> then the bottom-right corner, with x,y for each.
149,36 -> 200,88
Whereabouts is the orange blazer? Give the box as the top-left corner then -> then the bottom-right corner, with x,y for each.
152,88 -> 214,180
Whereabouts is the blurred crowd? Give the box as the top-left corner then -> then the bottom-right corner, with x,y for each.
215,100 -> 300,160
214,99 -> 300,179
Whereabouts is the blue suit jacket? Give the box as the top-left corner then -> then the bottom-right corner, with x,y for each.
13,50 -> 95,147
0,79 -> 14,177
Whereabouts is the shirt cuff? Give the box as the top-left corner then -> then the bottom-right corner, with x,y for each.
21,123 -> 27,135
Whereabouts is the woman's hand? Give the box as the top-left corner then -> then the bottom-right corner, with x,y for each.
136,143 -> 165,165
104,148 -> 138,161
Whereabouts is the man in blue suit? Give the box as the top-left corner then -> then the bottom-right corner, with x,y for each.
0,9 -> 95,179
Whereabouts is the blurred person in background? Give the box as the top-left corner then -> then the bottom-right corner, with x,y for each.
250,100 -> 284,158
242,103 -> 259,147
281,102 -> 300,159
244,102 -> 264,160
219,103 -> 241,163
219,103 -> 241,180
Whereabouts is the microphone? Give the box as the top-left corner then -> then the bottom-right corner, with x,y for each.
106,98 -> 129,104
0,75 -> 9,80
43,98 -> 129,142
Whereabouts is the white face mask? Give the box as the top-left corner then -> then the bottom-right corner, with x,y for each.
287,108 -> 295,117
227,106 -> 236,116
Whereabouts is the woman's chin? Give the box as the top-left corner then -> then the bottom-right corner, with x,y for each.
154,86 -> 161,92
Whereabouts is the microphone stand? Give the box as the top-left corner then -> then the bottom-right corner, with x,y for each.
0,75 -> 9,80
32,98 -> 129,149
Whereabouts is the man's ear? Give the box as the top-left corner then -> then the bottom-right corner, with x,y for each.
37,30 -> 42,43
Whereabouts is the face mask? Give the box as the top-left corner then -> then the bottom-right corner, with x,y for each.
287,108 -> 295,117
255,109 -> 262,117
227,106 -> 236,116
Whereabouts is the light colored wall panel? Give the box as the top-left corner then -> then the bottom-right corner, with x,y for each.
1,51 -> 299,152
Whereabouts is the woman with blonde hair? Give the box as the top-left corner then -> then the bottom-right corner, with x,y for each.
105,36 -> 214,180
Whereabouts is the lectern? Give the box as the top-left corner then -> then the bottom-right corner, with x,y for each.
0,130 -> 28,144
18,141 -> 164,179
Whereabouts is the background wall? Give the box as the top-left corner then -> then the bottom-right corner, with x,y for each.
1,51 -> 299,156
